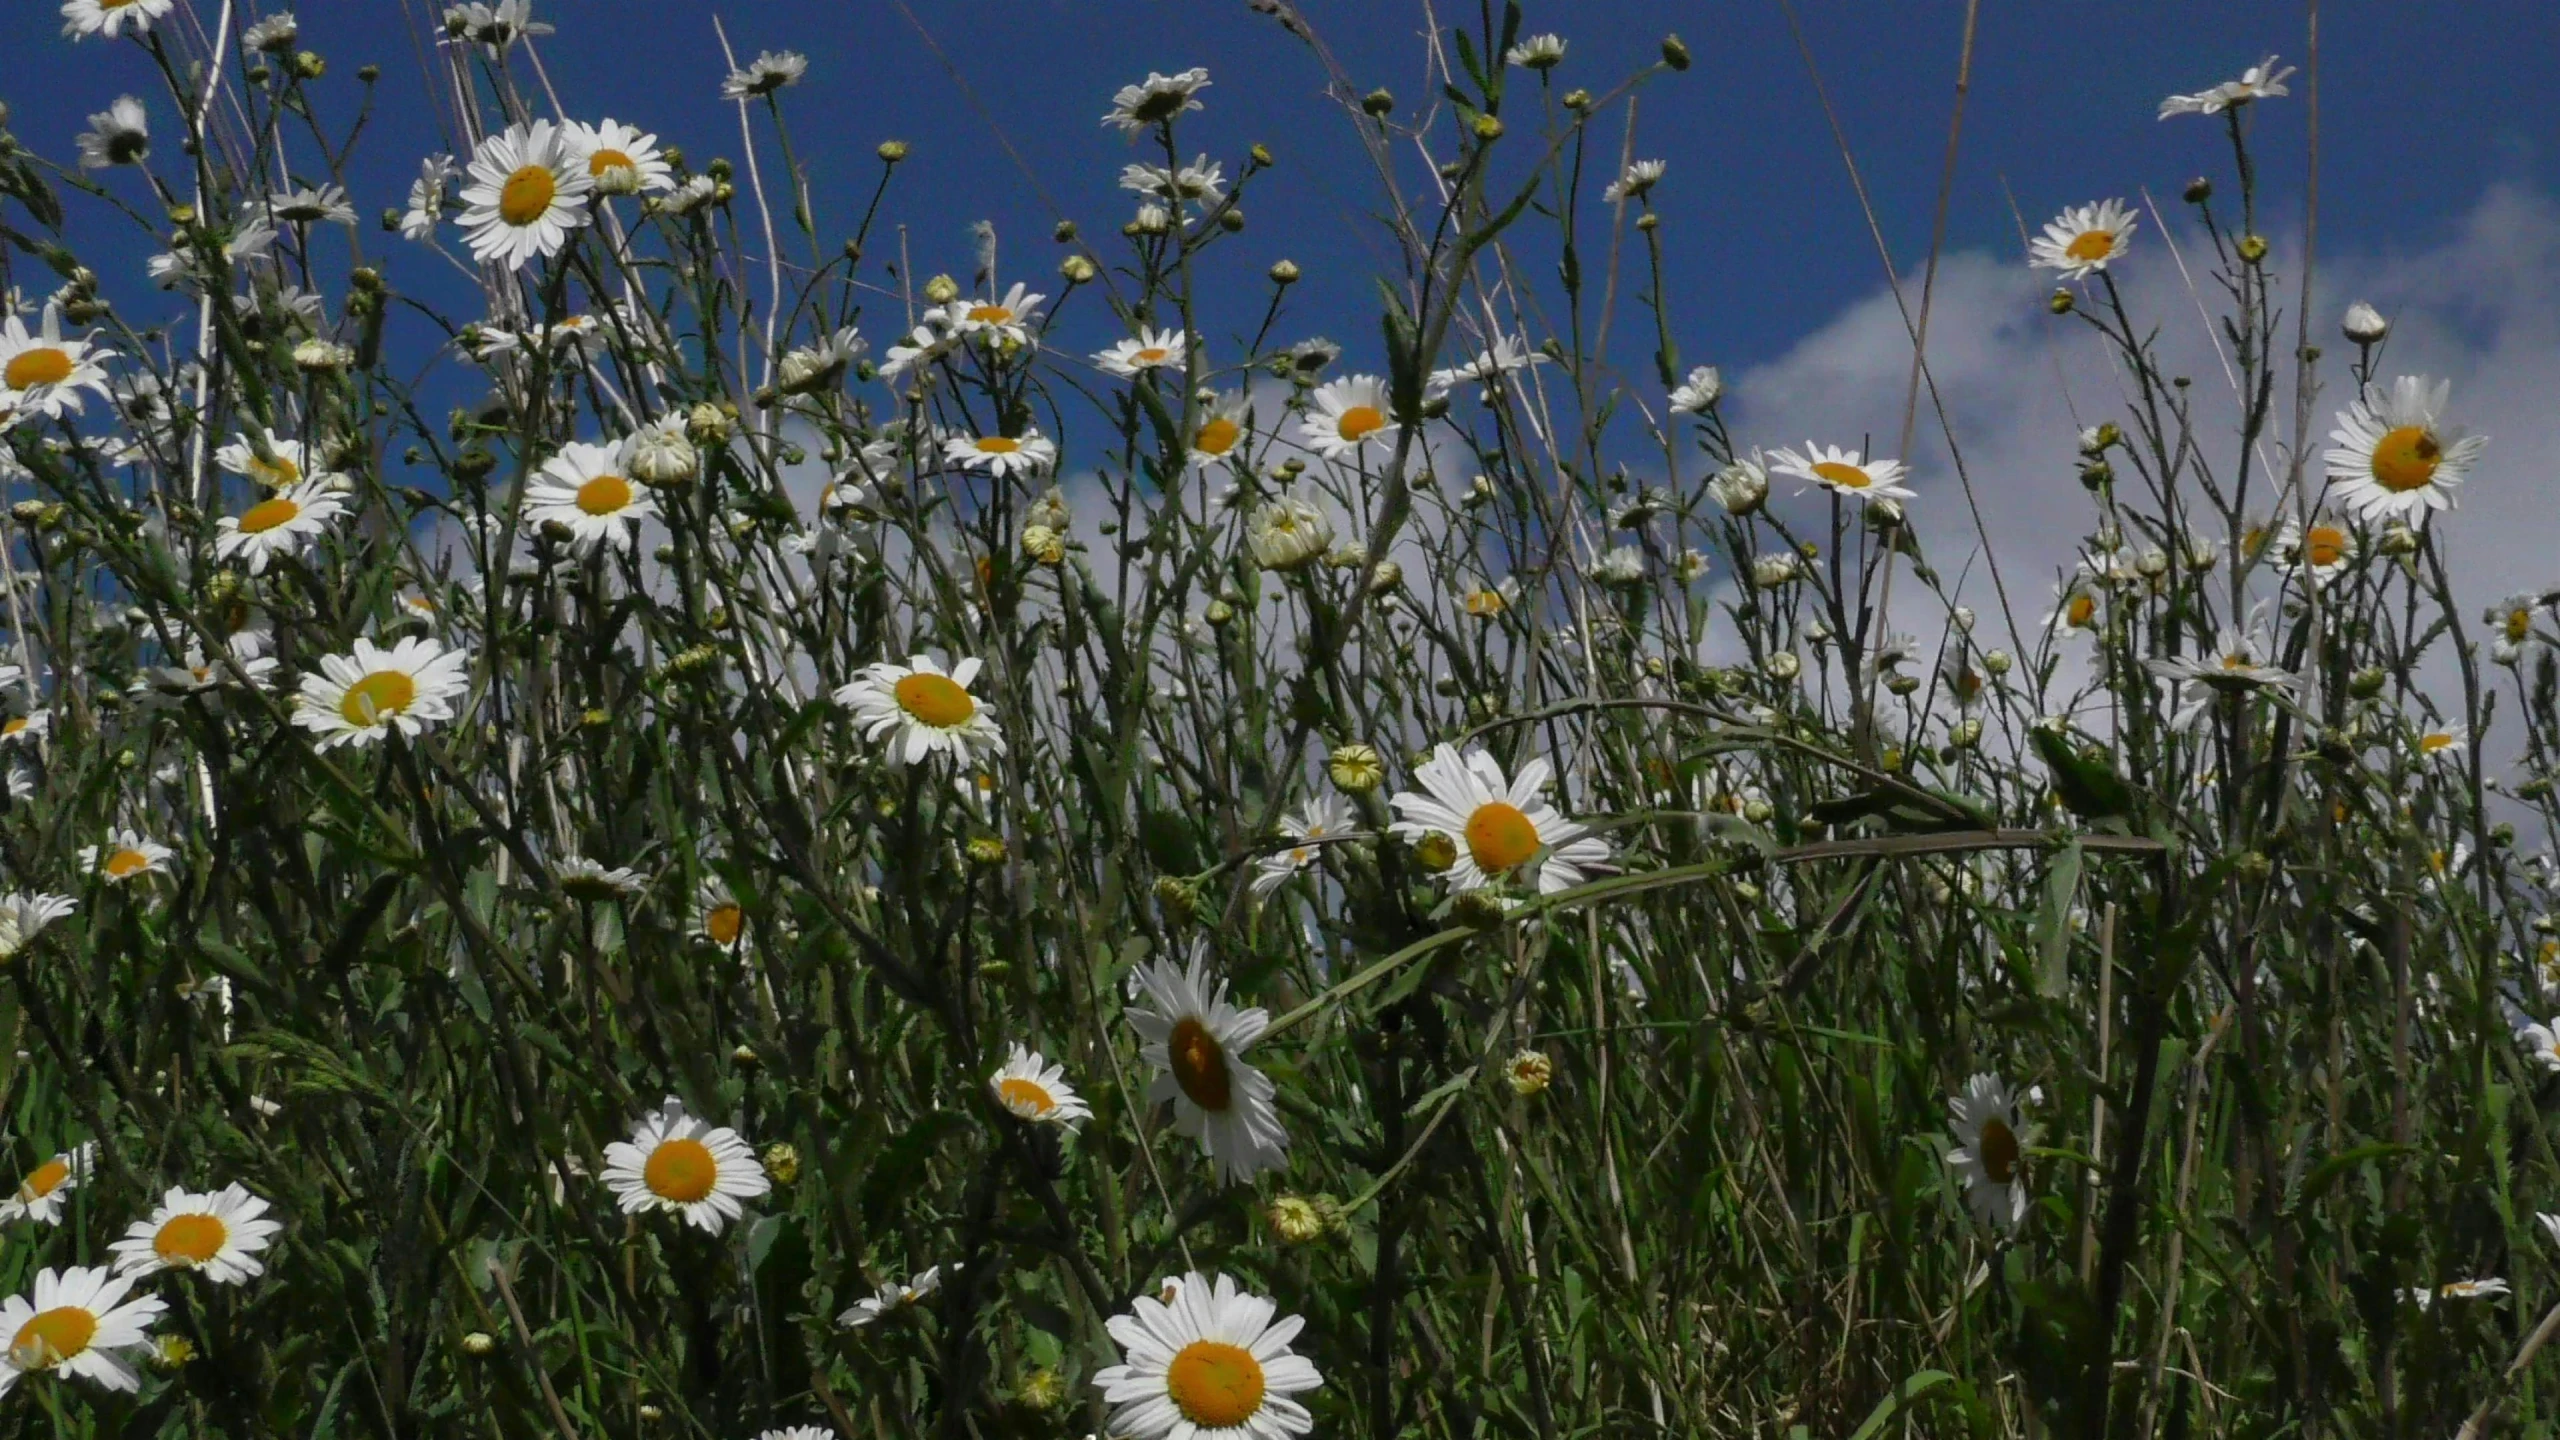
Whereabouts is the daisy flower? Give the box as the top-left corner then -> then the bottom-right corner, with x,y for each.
942,283 -> 1046,347
213,428 -> 333,489
2520,1016 -> 2560,1072
757,1430 -> 834,1440
1669,365 -> 1724,415
292,636 -> 471,749
1506,33 -> 1567,69
2277,515 -> 2358,589
109,1185 -> 280,1284
878,319 -> 958,380
1120,156 -> 1225,205
79,830 -> 171,885
1188,391 -> 1252,468
214,479 -> 347,576
1388,744 -> 1612,895
835,655 -> 1004,767
265,184 -> 356,227
61,0 -> 173,40
523,440 -> 656,551
1103,68 -> 1211,134
838,1265 -> 951,1328
2144,628 -> 2298,694
2409,1278 -> 2510,1310
0,1144 -> 93,1226
1092,1271 -> 1322,1440
2324,376 -> 2486,523
1947,1073 -> 2029,1230
2029,199 -> 2138,280
567,119 -> 672,196
1769,443 -> 1916,503
1427,335 -> 1547,395
1602,159 -> 1666,203
2491,593 -> 2549,653
1127,951 -> 1290,1185
943,430 -> 1057,480
722,50 -> 808,100
555,857 -> 645,903
1296,374 -> 1398,461
457,120 -> 594,270
1254,795 -> 1352,897
0,894 -> 74,962
600,1097 -> 769,1235
2159,54 -> 2295,119
0,711 -> 47,747
2415,725 -> 2467,766
692,878 -> 746,951
988,1045 -> 1092,1128
399,155 -> 459,241
1096,327 -> 1191,377
1246,494 -> 1334,572
0,306 -> 112,421
0,1266 -> 165,1398
74,97 -> 149,170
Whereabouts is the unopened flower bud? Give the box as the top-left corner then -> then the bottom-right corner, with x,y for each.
1983,649 -> 2013,675
1507,1050 -> 1553,1096
1412,831 -> 1458,873
877,140 -> 910,163
2342,301 -> 2388,345
1329,743 -> 1384,794
762,1143 -> 800,1185
1268,258 -> 1301,285
923,273 -> 960,305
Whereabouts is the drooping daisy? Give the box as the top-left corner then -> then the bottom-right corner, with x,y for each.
1769,443 -> 1916,503
61,0 -> 173,40
835,655 -> 1004,767
1670,365 -> 1724,415
213,479 -> 347,576
1092,1271 -> 1322,1440
108,1185 -> 280,1284
756,1429 -> 834,1440
457,120 -> 594,270
2409,1278 -> 2511,1310
555,857 -> 645,903
1602,159 -> 1666,203
0,307 -> 112,422
566,119 -> 672,196
523,440 -> 657,550
1506,33 -> 1567,69
1253,795 -> 1353,897
292,636 -> 471,749
2324,376 -> 2486,523
600,1097 -> 769,1236
2144,628 -> 2298,694
1388,744 -> 1612,895
838,1265 -> 951,1328
400,154 -> 459,240
2029,199 -> 2138,280
2159,54 -> 2295,119
692,878 -> 746,951
74,97 -> 150,170
1246,494 -> 1334,572
878,318 -> 958,380
1427,335 -> 1547,396
1188,391 -> 1252,468
988,1044 -> 1092,1129
1947,1073 -> 2030,1230
79,830 -> 171,886
1096,327 -> 1191,377
1297,374 -> 1398,462
0,1143 -> 93,1226
721,49 -> 808,100
1103,68 -> 1212,135
942,430 -> 1056,480
1126,951 -> 1290,1185
0,894 -> 75,962
0,1265 -> 165,1398
1119,156 -> 1226,206
942,283 -> 1047,347
264,183 -> 356,227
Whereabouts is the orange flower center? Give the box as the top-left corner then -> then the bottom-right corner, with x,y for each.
1465,801 -> 1540,874
154,1212 -> 229,1266
1977,1118 -> 2020,1183
1193,416 -> 1241,456
587,148 -> 636,179
1133,346 -> 1171,364
893,673 -> 976,728
18,1158 -> 70,1199
575,474 -> 634,516
2305,526 -> 2348,568
498,165 -> 557,226
103,849 -> 152,879
0,719 -> 25,738
2369,425 -> 2441,493
1811,460 -> 1872,490
705,904 -> 743,947
339,670 -> 418,727
1167,1016 -> 1231,1112
966,305 -> 1015,324
238,496 -> 301,535
2420,732 -> 2457,754
643,1136 -> 718,1203
1464,589 -> 1506,617
996,1077 -> 1056,1116
1335,405 -> 1387,442
973,437 -> 1022,455
8,1308 -> 94,1371
2064,229 -> 2116,262
1166,1340 -> 1266,1428
3,348 -> 73,390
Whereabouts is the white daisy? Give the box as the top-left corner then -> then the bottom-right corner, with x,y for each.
1092,1271 -> 1322,1440
1188,391 -> 1253,468
0,1265 -> 165,1398
1119,156 -> 1226,206
2277,515 -> 2358,589
942,430 -> 1056,480
1947,1073 -> 2029,1230
756,1430 -> 834,1440
1296,374 -> 1398,462
1388,744 -> 1612,895
600,1097 -> 769,1236
1427,335 -> 1547,395
722,50 -> 808,100
523,440 -> 656,551
834,655 -> 1004,767
0,1143 -> 93,1226
0,711 -> 48,748
2159,54 -> 2295,119
1103,68 -> 1211,135
2409,1278 -> 2510,1310
74,97 -> 149,170
0,306 -> 112,421
291,636 -> 471,749
1096,327 -> 1191,377
567,119 -> 672,196
1669,365 -> 1724,415
457,120 -> 594,270
109,1184 -> 281,1284
2324,376 -> 2486,523
2521,1016 -> 2560,1072
214,479 -> 346,576
78,830 -> 171,885
2415,725 -> 2467,766
0,894 -> 75,962
838,1265 -> 950,1328
1127,951 -> 1290,1185
692,878 -> 746,951
1506,33 -> 1567,69
555,857 -> 645,903
1602,159 -> 1666,203
214,428 -> 333,489
2029,199 -> 2138,280
400,155 -> 459,240
878,318 -> 958,380
61,0 -> 173,40
264,183 -> 356,227
942,283 -> 1046,347
1254,795 -> 1352,898
1769,443 -> 1916,503
989,1045 -> 1091,1129
2144,628 -> 2298,693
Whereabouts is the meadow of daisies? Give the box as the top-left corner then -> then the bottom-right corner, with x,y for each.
2,1 -> 2558,1436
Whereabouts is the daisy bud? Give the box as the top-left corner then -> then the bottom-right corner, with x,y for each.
877,139 -> 910,163
1052,220 -> 1078,242
1507,1050 -> 1553,1096
2048,288 -> 2075,315
1886,673 -> 1921,696
2237,234 -> 2269,264
638,1405 -> 665,1423
966,835 -> 1008,865
1328,742 -> 1385,793
1660,33 -> 1692,70
1269,258 -> 1301,285
685,402 -> 732,444
2377,521 -> 2419,557
1451,890 -> 1508,929
1218,207 -> 1245,232
2349,665 -> 2386,699
152,1335 -> 195,1370
923,273 -> 960,305
1949,718 -> 1983,750
2183,176 -> 2212,204
1251,143 -> 1275,166
1742,799 -> 1776,824
1059,254 -> 1097,284
1248,495 -> 1333,572
1369,560 -> 1403,595
1362,88 -> 1396,117
1983,649 -> 2013,675
1563,88 -> 1593,110
1764,651 -> 1801,681
2342,300 -> 2389,344
1022,523 -> 1066,564
1411,831 -> 1458,873
1471,114 -> 1503,141
295,51 -> 327,79
1153,876 -> 1199,923
626,423 -> 699,489
292,339 -> 354,371
1016,1368 -> 1068,1413
1268,1194 -> 1329,1245
462,1332 -> 497,1358
2136,547 -> 2169,578
1203,600 -> 1235,626
762,1142 -> 801,1185
1951,606 -> 1976,633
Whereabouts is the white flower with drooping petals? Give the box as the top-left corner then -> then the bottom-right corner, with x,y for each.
62,0 -> 173,40
2160,54 -> 2295,119
1103,68 -> 1211,135
0,1143 -> 93,1226
1947,1073 -> 2030,1230
988,1045 -> 1092,1129
1126,952 -> 1289,1185
1253,795 -> 1352,897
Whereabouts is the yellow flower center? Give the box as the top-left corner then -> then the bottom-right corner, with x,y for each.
587,149 -> 636,179
2369,424 -> 2442,493
974,437 -> 1022,455
1464,589 -> 1507,618
1167,1016 -> 1231,1112
498,165 -> 557,226
2066,594 -> 2097,627
575,474 -> 634,516
2509,608 -> 2534,643
1133,346 -> 1171,364
1193,417 -> 1241,456
251,452 -> 301,486
8,1308 -> 95,1372
2305,526 -> 2348,568
893,673 -> 976,728
3,718 -> 28,738
1165,1339 -> 1266,1429
339,670 -> 418,727
2420,732 -> 2457,753
3,348 -> 73,391
238,496 -> 301,535
642,1136 -> 718,1203
154,1212 -> 229,1266
705,904 -> 743,947
2064,229 -> 2116,263
103,849 -> 152,879
1335,405 -> 1387,441
1811,460 -> 1873,490
1977,1117 -> 2020,1184
966,305 -> 1015,325
18,1158 -> 70,1200
1464,801 -> 1540,874
996,1077 -> 1057,1116
2219,653 -> 2253,671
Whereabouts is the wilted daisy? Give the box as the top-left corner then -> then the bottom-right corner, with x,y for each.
109,1185 -> 280,1284
1254,795 -> 1352,897
1298,374 -> 1398,461
1770,443 -> 1915,503
2490,593 -> 2548,656
0,894 -> 74,962
600,1097 -> 769,1235
0,306 -> 112,421
1709,456 -> 1769,515
2045,575 -> 2103,637
722,50 -> 808,100
74,97 -> 149,170
241,12 -> 298,51
878,319 -> 958,380
2324,376 -> 2486,523
836,655 -> 1004,767
567,119 -> 672,196
1247,495 -> 1334,572
1593,544 -> 1646,587
1390,744 -> 1611,895
943,283 -> 1046,347
1119,157 -> 1226,205
292,636 -> 471,749
524,440 -> 657,550
1103,67 -> 1211,134
988,1045 -> 1092,1128
1096,327 -> 1191,377
457,120 -> 594,269
555,857 -> 644,903
943,429 -> 1057,480
61,0 -> 173,39
0,1265 -> 165,1398
1947,1073 -> 2029,1230
692,879 -> 746,951
838,1265 -> 950,1328
1188,391 -> 1252,468
1669,365 -> 1724,415
1603,159 -> 1666,203
79,830 -> 172,885
0,1144 -> 93,1226
1092,1271 -> 1322,1440
2159,54 -> 2295,119
214,479 -> 347,575
1127,951 -> 1290,1185
2029,199 -> 2138,280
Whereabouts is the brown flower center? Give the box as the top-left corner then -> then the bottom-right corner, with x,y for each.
1167,1016 -> 1231,1112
